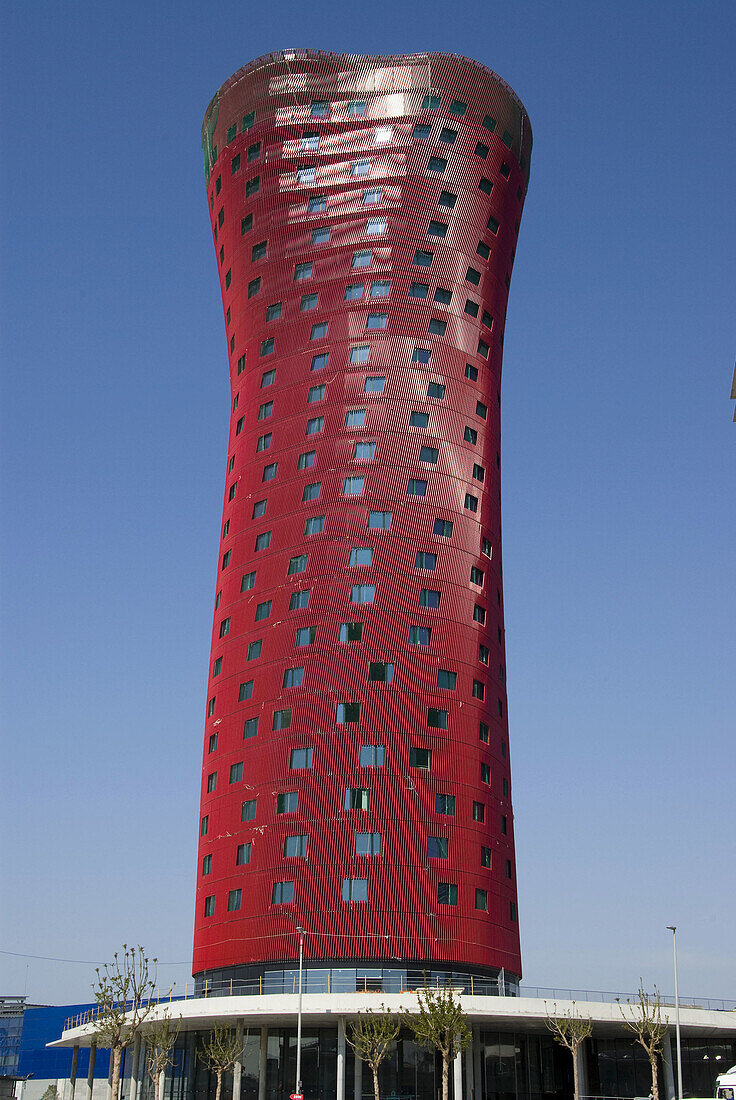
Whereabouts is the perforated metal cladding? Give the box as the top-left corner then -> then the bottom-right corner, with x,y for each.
194,51 -> 530,981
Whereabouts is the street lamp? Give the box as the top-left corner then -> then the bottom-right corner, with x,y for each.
667,926 -> 683,1100
295,927 -> 305,1099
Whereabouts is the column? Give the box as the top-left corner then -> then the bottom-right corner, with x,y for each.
464,1042 -> 474,1100
86,1041 -> 97,1100
453,1050 -> 463,1100
187,1033 -> 197,1100
233,1023 -> 243,1100
70,1045 -> 79,1100
473,1028 -> 482,1100
129,1035 -> 141,1100
662,1031 -> 676,1100
575,1040 -> 589,1100
258,1027 -> 268,1100
336,1020 -> 346,1100
353,1040 -> 362,1100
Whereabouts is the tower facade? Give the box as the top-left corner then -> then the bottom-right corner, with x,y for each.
194,51 -> 531,992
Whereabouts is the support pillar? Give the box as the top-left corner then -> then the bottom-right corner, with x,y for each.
464,1042 -> 474,1100
187,1033 -> 197,1100
353,1037 -> 362,1100
87,1042 -> 97,1100
130,1035 -> 141,1100
233,1022 -> 243,1100
473,1028 -> 482,1100
453,1050 -> 463,1100
258,1027 -> 268,1100
70,1045 -> 79,1100
662,1031 -> 676,1100
336,1019 -> 346,1100
575,1040 -> 589,1100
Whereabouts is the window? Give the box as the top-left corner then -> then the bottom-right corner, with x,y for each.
413,250 -> 433,267
344,477 -> 366,498
345,788 -> 369,810
241,570 -> 256,591
310,99 -> 329,116
408,625 -> 431,645
419,446 -> 439,463
241,213 -> 253,235
412,347 -> 431,363
465,363 -> 478,381
201,814 -> 209,836
301,292 -> 318,311
243,715 -> 259,739
273,709 -> 292,730
228,482 -> 237,502
238,680 -> 254,702
294,262 -> 313,280
351,159 -> 370,176
356,832 -> 381,855
475,141 -> 490,160
464,425 -> 478,444
306,417 -> 324,436
284,834 -> 307,857
352,250 -> 372,268
242,798 -> 257,821
208,732 -> 218,752
434,288 -> 452,306
212,657 -> 223,678
359,744 -> 385,766
439,190 -> 457,208
297,165 -> 316,184
258,401 -> 273,420
510,901 -> 517,922
230,762 -> 243,783
295,626 -> 316,647
261,368 -> 276,388
345,409 -> 366,426
464,298 -> 480,319
355,441 -> 376,460
410,411 -> 428,428
473,463 -> 485,482
266,301 -> 282,322
345,283 -> 364,300
254,531 -> 271,552
375,125 -> 392,144
476,240 -> 490,260
479,722 -> 490,745
288,554 -> 308,576
247,639 -> 261,660
204,895 -> 215,916
236,842 -> 251,865
473,603 -> 486,624
342,877 -> 368,901
486,215 -> 499,236
413,123 -> 431,139
366,312 -> 387,329
351,584 -> 375,603
272,880 -> 294,904
236,416 -> 245,436
207,771 -> 217,792
247,141 -> 261,162
298,451 -> 316,472
308,195 -> 327,213
308,384 -> 325,403
369,662 -> 393,683
311,226 -> 330,245
407,478 -> 427,497
480,762 -> 491,785
438,882 -> 458,905
506,858 -> 513,878
219,617 -> 231,639
255,599 -> 272,621
415,551 -> 436,570
245,174 -> 259,196
427,382 -> 445,399
433,518 -> 453,537
428,220 -> 448,238
432,792 -> 457,821
427,156 -> 447,173
473,801 -> 485,823
290,746 -> 312,768
336,702 -> 360,723
368,510 -> 391,529
302,482 -> 321,502
221,551 -> 231,570
311,353 -> 329,371
501,814 -> 508,835
339,621 -> 364,642
349,545 -> 372,566
262,462 -> 277,482
422,94 -> 441,109
252,240 -> 267,262
475,889 -> 488,911
304,514 -> 325,534
427,836 -> 448,859
348,100 -> 366,115
289,591 -> 310,610
437,669 -> 456,690
225,269 -> 232,289
428,708 -> 448,729
277,791 -> 298,813
302,131 -> 319,150
470,566 -> 484,586
366,217 -> 386,234
364,376 -> 385,393
482,537 -> 493,557
409,747 -> 432,769
428,318 -> 447,335
409,282 -> 429,299
283,667 -> 304,689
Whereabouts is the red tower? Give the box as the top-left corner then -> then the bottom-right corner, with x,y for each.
194,51 -> 531,992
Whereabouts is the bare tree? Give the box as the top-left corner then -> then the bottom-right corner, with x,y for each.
144,1012 -> 182,1100
545,1003 -> 593,1100
198,1024 -> 243,1100
345,1008 -> 400,1100
92,946 -> 161,1100
402,987 -> 471,1100
620,985 -> 670,1100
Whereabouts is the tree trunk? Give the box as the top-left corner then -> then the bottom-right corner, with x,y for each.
442,1056 -> 449,1100
572,1044 -> 580,1100
215,1069 -> 223,1100
650,1055 -> 659,1100
110,1045 -> 123,1100
372,1065 -> 380,1100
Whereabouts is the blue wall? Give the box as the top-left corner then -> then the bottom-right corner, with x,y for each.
17,1006 -> 110,1080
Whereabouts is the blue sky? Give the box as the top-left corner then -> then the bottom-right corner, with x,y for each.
1,0 -> 734,1006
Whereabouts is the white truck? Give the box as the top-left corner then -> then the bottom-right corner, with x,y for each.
716,1064 -> 736,1100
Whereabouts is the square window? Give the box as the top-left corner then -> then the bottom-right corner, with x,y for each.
439,190 -> 457,208
297,450 -> 316,469
364,377 -> 385,393
359,744 -> 384,766
428,220 -> 448,238
301,292 -> 318,311
342,877 -> 368,901
295,626 -> 316,646
351,584 -> 375,604
302,131 -> 319,151
345,409 -> 366,426
311,226 -> 330,245
297,165 -> 316,184
310,322 -> 328,339
241,798 -> 257,821
242,112 -> 254,132
226,124 -> 237,144
427,382 -> 445,398
247,639 -> 262,661
434,288 -> 452,305
295,262 -> 313,280
236,842 -> 251,865
368,661 -> 393,683
412,347 -> 431,363
466,266 -> 481,286
433,518 -> 453,537
476,401 -> 488,419
344,477 -> 365,496
258,401 -> 273,420
473,463 -> 485,482
352,250 -> 372,268
255,599 -> 272,621
247,141 -> 261,162
428,708 -> 448,729
284,834 -> 308,857
487,216 -> 499,235
310,100 -> 329,117
204,895 -> 215,917
254,530 -> 271,552
407,478 -> 427,497
475,142 -> 489,159
230,761 -> 243,783
356,831 -> 381,854
207,771 -> 217,792
375,125 -> 392,144
311,352 -> 329,371
289,591 -> 310,610
289,746 -> 312,767
470,566 -> 484,586
304,514 -> 325,534
366,313 -> 387,330
272,880 -> 294,904
465,493 -> 478,513
262,462 -> 277,483
256,433 -> 271,452
302,482 -> 321,502
241,213 -> 253,235
413,250 -> 433,267
340,621 -> 364,642
437,669 -> 456,690
438,882 -> 458,905
363,187 -> 381,204
428,318 -> 447,335
439,128 -> 457,143
237,354 -> 246,374
261,368 -> 276,388
368,510 -> 391,529
480,761 -> 490,783
366,217 -> 386,235
241,570 -> 256,592
306,417 -> 324,435
449,99 -> 467,115
288,554 -> 308,575
479,177 -> 493,196
308,385 -> 325,403
208,732 -> 218,752
345,283 -> 364,300
409,282 -> 429,299
219,616 -> 231,639
273,709 -> 292,730
348,100 -> 367,115
427,836 -> 448,858
201,814 -> 209,835
222,551 -> 231,570
481,845 -> 492,868
409,746 -> 432,769
231,154 -> 241,175
238,680 -> 254,701
473,604 -> 486,624
475,889 -> 488,911
225,269 -> 232,289
436,793 -> 455,816
415,551 -> 437,570
476,240 -> 490,260
245,175 -> 259,196
351,159 -> 370,177
308,195 -> 327,213
252,240 -> 267,261
465,364 -> 478,382
408,625 -> 431,645
422,94 -> 441,109
345,787 -> 369,810
276,790 -> 298,813
419,445 -> 439,463
427,156 -> 447,173
472,801 -> 485,823
355,441 -> 376,460
411,412 -> 429,430
413,123 -> 431,139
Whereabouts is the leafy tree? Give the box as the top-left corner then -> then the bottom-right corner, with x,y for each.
92,946 -> 160,1100
198,1024 -> 243,1100
545,1003 -> 593,1100
145,1012 -> 181,1100
345,1008 -> 400,1100
620,985 -> 669,1100
402,987 -> 471,1100
40,1087 -> 60,1100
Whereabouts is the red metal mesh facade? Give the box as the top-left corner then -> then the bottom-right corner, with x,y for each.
193,50 -> 531,981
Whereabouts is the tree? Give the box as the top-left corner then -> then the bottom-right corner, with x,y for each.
545,1003 -> 593,1100
402,987 -> 471,1100
198,1023 -> 243,1100
144,1012 -> 181,1100
620,985 -> 670,1100
92,946 -> 160,1100
345,1008 -> 400,1100
40,1087 -> 60,1100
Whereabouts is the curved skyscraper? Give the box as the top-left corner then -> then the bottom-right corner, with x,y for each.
194,50 -> 531,994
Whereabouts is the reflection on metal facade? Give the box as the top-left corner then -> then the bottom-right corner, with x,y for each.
194,50 -> 531,983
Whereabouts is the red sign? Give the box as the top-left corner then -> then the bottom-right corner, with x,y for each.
290,1093 -> 303,1099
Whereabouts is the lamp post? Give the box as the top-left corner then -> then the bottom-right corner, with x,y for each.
295,927 -> 305,1098
667,926 -> 683,1100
